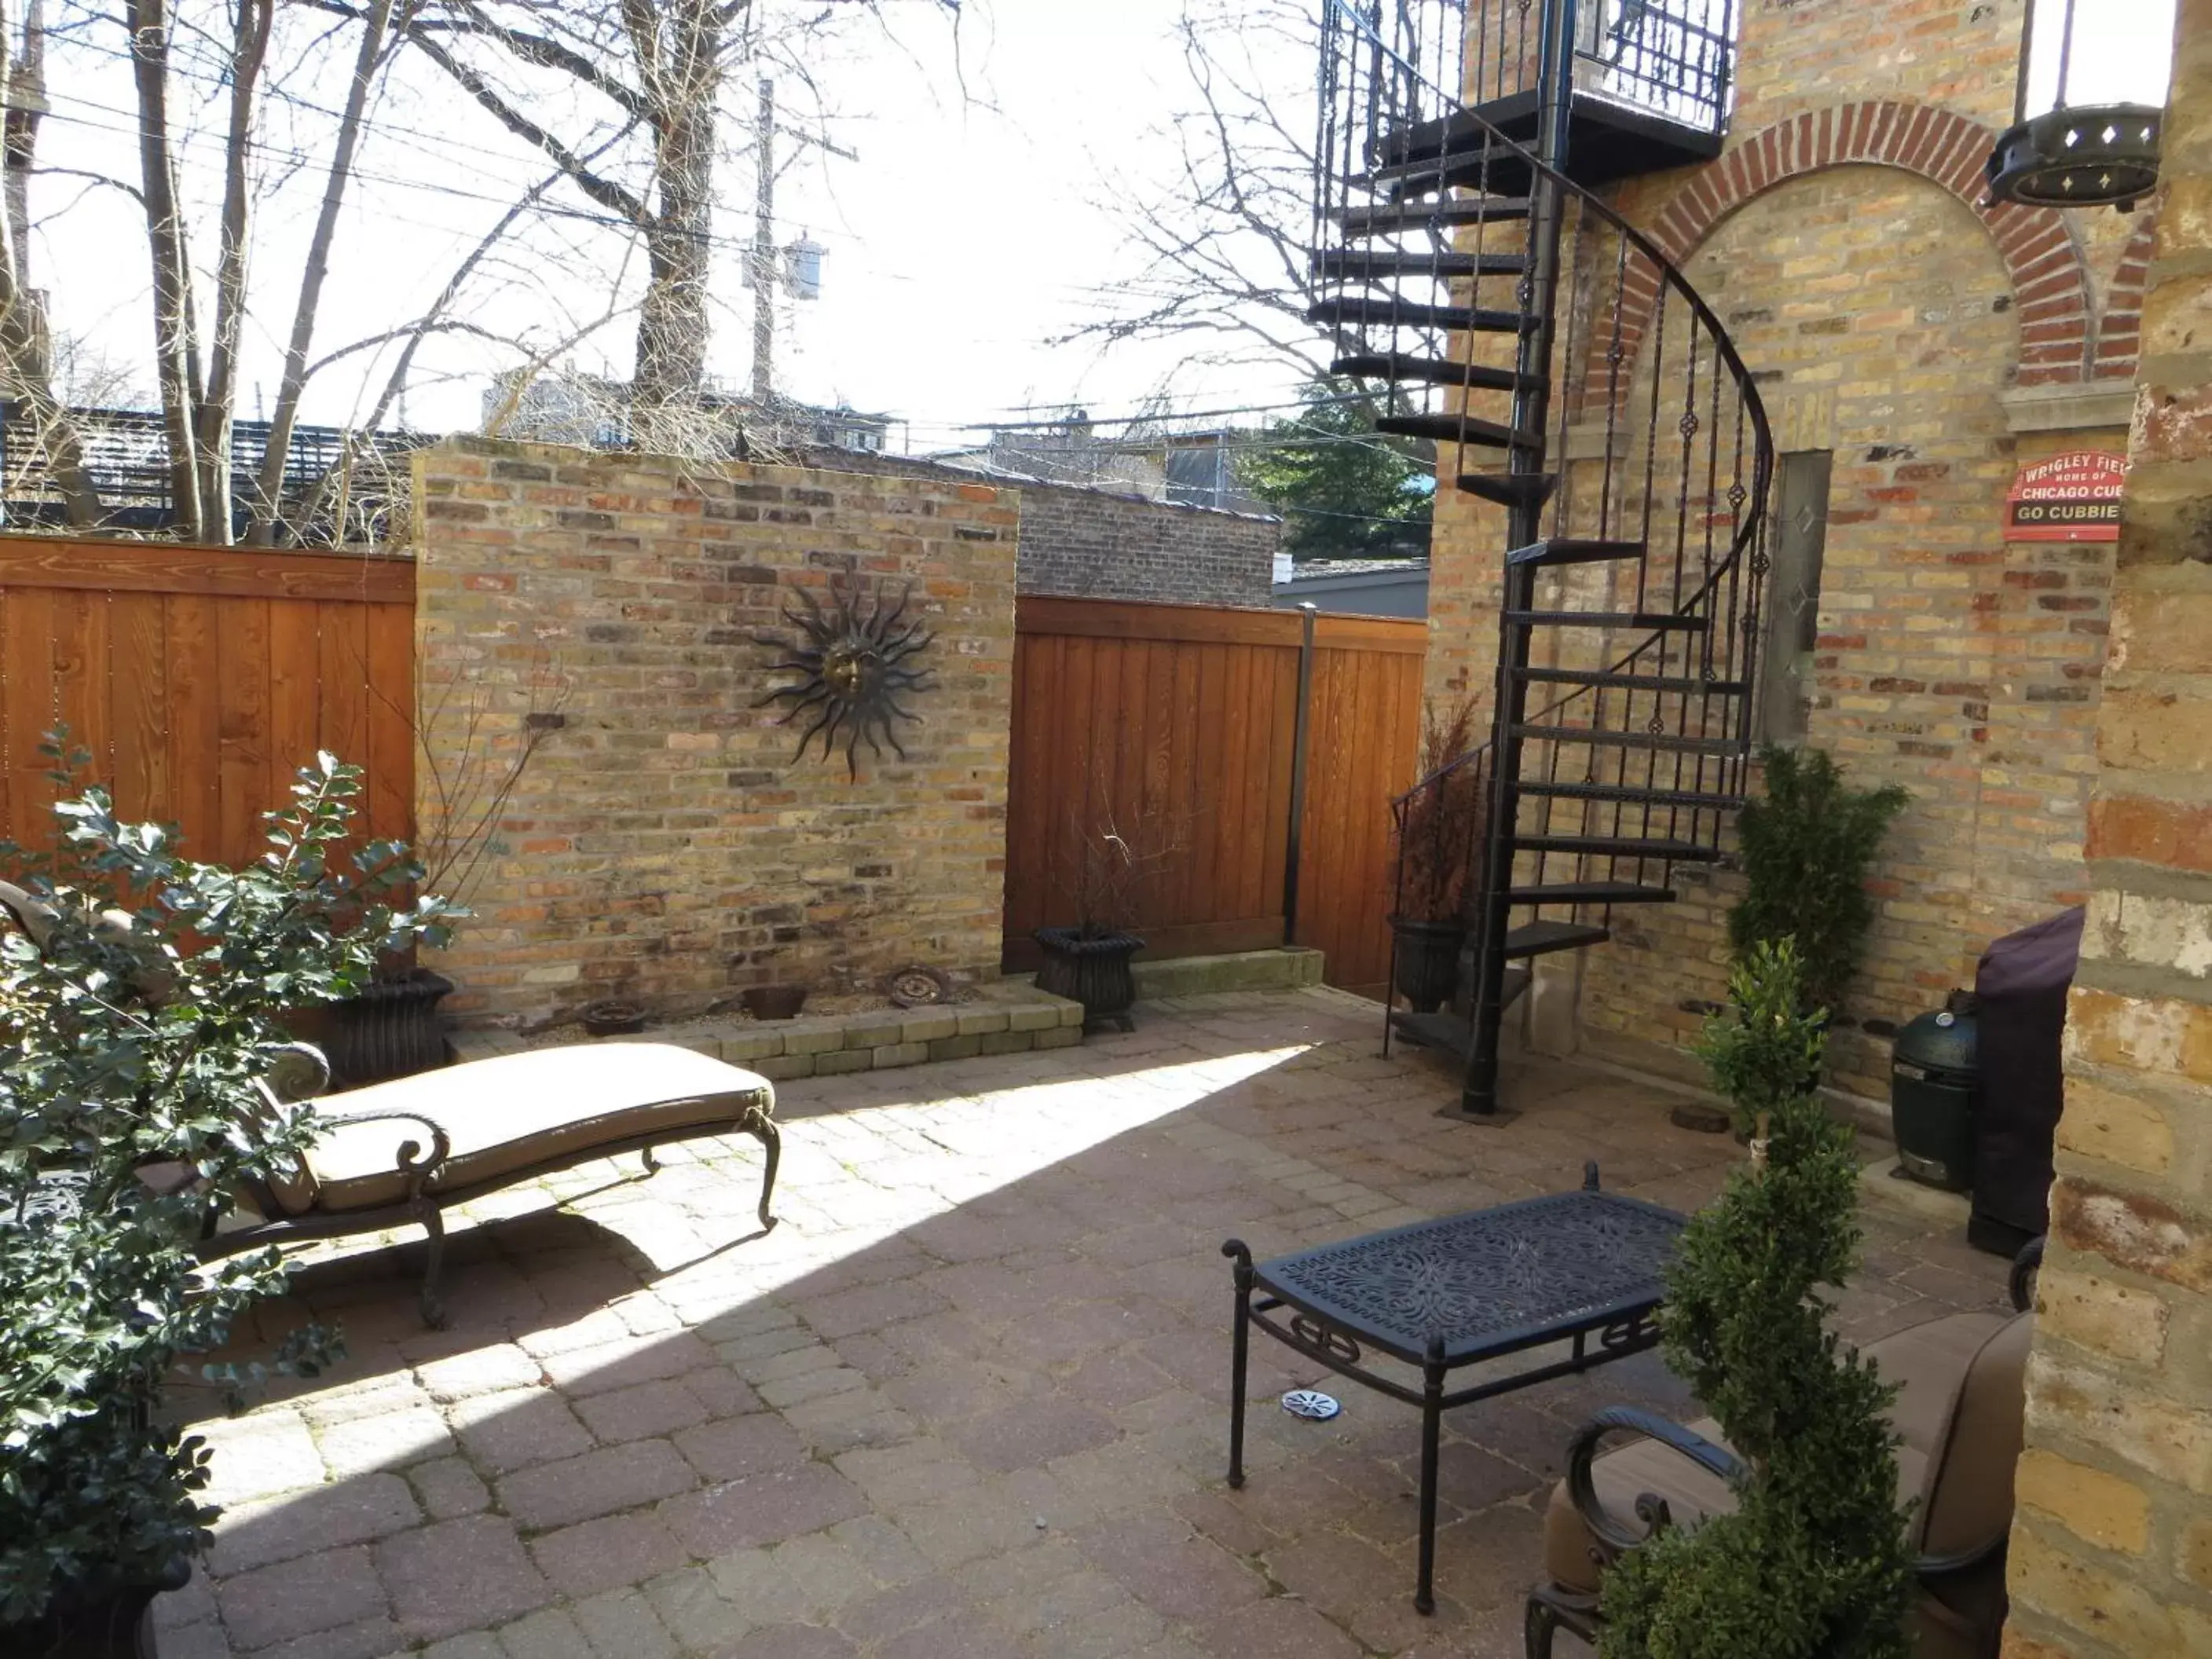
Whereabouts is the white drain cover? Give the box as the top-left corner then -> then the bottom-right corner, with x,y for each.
1280,1389 -> 1341,1421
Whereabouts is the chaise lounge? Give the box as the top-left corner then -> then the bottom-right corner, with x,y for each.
198,1042 -> 781,1327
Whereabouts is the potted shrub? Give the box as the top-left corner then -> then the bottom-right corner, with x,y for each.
1599,937 -> 1914,1659
0,748 -> 452,1656
1034,801 -> 1181,1033
1729,744 -> 1908,1023
1388,696 -> 1484,1013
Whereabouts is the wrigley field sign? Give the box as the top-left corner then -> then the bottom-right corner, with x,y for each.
2005,449 -> 2126,542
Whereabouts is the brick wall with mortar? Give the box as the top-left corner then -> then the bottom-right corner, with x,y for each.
2002,2 -> 2212,1650
808,447 -> 1282,608
409,438 -> 1016,1031
1429,0 -> 2155,1100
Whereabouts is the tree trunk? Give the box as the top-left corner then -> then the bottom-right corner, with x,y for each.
627,0 -> 717,454
0,0 -> 100,529
246,0 -> 392,546
195,0 -> 270,544
124,0 -> 206,540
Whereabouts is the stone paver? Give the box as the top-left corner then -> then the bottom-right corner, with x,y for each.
176,988 -> 2010,1657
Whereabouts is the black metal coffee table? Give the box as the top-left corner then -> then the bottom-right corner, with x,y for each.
1221,1165 -> 1686,1613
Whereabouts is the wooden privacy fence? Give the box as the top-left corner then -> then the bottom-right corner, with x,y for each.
1004,595 -> 1426,995
0,536 -> 416,869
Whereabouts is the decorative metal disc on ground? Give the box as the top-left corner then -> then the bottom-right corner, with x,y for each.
1281,1389 -> 1342,1421
885,965 -> 951,1008
753,573 -> 935,778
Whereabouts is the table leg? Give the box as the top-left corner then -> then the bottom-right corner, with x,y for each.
1415,1340 -> 1445,1615
1222,1240 -> 1254,1489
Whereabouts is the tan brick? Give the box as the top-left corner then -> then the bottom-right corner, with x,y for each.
927,1034 -> 983,1062
956,1009 -> 1011,1037
1033,1027 -> 1082,1050
2056,1078 -> 2177,1176
840,1016 -> 907,1051
2015,1450 -> 2152,1555
782,1024 -> 846,1058
870,1042 -> 930,1069
2051,1178 -> 2212,1295
716,1030 -> 786,1063
2181,1518 -> 2212,1591
813,1049 -> 870,1076
2009,1527 -> 2189,1657
2026,1357 -> 2212,1495
752,1054 -> 816,1082
898,1011 -> 961,1043
1006,1004 -> 1060,1034
976,1031 -> 1031,1057
2035,1267 -> 2171,1366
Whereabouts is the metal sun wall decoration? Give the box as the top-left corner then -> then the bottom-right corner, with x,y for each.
753,573 -> 936,779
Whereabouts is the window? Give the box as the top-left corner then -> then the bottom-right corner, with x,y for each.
1759,450 -> 1831,744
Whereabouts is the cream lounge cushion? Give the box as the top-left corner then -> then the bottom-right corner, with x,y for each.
1542,1309 -> 2023,1598
302,1043 -> 775,1214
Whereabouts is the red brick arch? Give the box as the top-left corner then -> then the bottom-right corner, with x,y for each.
1593,101 -> 2097,398
2094,212 -> 2158,380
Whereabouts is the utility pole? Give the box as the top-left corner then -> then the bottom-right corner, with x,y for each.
748,77 -> 856,408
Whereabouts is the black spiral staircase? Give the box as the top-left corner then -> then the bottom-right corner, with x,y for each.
1313,0 -> 1774,1118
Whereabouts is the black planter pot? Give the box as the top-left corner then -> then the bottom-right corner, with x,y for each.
1389,915 -> 1466,1015
324,968 -> 454,1087
1033,927 -> 1144,1033
2,1558 -> 189,1658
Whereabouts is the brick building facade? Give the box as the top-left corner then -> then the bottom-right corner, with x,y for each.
1428,0 -> 2162,1101
409,439 -> 1016,1031
2004,1 -> 2212,1646
816,449 -> 1282,609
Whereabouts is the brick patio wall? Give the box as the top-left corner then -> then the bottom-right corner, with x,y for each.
2002,2 -> 2212,1649
409,438 -> 1016,1030
1429,0 -> 2152,1100
811,448 -> 1282,607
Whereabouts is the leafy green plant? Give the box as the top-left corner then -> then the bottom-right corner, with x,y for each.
0,742 -> 452,1626
1691,940 -> 1829,1138
1729,745 -> 1908,1019
1600,941 -> 1912,1659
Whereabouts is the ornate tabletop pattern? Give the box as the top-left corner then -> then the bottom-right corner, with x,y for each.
1258,1192 -> 1684,1361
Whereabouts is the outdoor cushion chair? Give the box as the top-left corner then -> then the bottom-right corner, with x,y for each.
1525,1246 -> 2039,1659
192,1042 -> 780,1328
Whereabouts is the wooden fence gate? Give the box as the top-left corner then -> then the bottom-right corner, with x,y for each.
1004,595 -> 1426,998
0,537 -> 416,868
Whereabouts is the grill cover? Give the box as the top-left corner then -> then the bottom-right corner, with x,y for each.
1967,906 -> 2083,1256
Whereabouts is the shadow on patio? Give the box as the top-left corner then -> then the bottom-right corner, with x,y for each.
156,988 -> 2013,1659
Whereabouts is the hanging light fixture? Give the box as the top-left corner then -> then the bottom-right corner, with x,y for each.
1988,0 -> 2174,211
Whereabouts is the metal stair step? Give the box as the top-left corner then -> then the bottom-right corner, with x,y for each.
1513,723 -> 1741,756
1514,834 -> 1725,862
1332,354 -> 1538,394
1518,665 -> 1749,696
1459,471 -> 1558,511
1317,249 -> 1531,281
1518,780 -> 1749,811
1502,919 -> 1610,960
1390,977 -> 1529,1057
1505,538 -> 1646,569
1503,610 -> 1710,632
1339,197 -> 1534,236
1507,881 -> 1678,906
1376,412 -> 1544,450
1354,149 -> 1520,197
1309,298 -> 1536,335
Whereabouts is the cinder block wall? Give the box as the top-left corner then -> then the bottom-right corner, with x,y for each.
410,438 -> 1016,1030
2003,2 -> 2212,1647
1429,0 -> 2154,1099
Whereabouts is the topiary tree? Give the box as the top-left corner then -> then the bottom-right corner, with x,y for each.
1729,745 -> 1908,1020
1599,939 -> 1913,1659
1690,939 -> 1829,1140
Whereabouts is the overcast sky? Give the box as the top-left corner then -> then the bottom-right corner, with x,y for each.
31,0 -> 1320,452
28,0 -> 2172,453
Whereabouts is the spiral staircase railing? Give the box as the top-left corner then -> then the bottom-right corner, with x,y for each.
1316,0 -> 1774,1115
